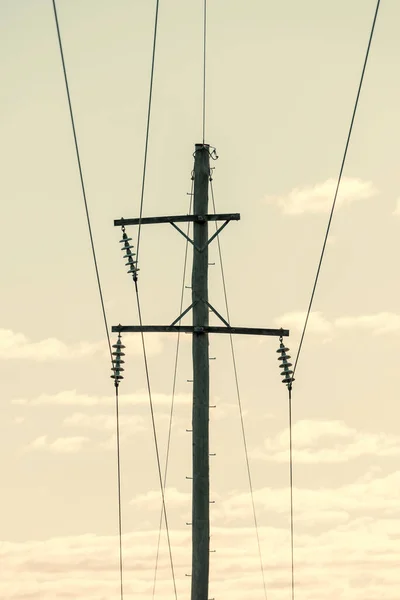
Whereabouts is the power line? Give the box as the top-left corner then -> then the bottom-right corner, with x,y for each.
293,0 -> 382,377
202,0 -> 207,143
51,1 -> 112,360
128,0 -> 177,593
288,4 -> 382,598
288,386 -> 294,600
115,384 -> 125,600
134,281 -> 178,600
210,178 -> 268,600
136,0 -> 160,266
152,176 -> 194,598
51,3 -> 125,599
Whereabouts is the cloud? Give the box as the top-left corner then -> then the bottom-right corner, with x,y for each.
0,328 -> 164,361
275,311 -> 332,335
393,198 -> 400,215
218,469 -> 400,522
1,491 -> 400,599
275,311 -> 400,338
130,487 -> 192,511
251,419 -> 400,464
266,177 -> 377,215
335,312 -> 400,334
13,389 -> 191,408
0,329 -> 105,361
63,412 -> 146,434
25,435 -> 89,454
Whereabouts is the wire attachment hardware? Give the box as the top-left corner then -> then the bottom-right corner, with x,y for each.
111,332 -> 125,385
120,227 -> 139,281
277,336 -> 294,388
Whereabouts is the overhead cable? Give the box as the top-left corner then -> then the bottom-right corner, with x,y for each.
136,0 -> 160,266
134,281 -> 178,600
152,176 -> 194,598
210,178 -> 269,600
293,0 -> 382,376
51,2 -> 124,598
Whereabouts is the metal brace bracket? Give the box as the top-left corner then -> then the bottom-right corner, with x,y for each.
170,219 -> 231,252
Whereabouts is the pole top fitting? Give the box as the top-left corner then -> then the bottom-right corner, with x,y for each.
195,142 -> 210,150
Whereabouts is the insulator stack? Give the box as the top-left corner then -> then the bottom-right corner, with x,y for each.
120,229 -> 139,281
276,337 -> 294,388
111,333 -> 125,385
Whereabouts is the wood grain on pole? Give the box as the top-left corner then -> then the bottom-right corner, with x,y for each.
191,143 -> 210,600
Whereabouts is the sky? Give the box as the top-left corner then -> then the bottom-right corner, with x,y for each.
1,0 -> 399,598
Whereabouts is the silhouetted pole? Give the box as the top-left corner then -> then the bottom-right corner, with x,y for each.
112,144 -> 290,600
191,143 -> 210,600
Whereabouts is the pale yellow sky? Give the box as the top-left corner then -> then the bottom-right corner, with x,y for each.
1,0 -> 399,598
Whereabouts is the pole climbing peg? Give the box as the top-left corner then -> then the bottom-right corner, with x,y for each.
276,337 -> 294,388
120,228 -> 139,281
111,332 -> 125,385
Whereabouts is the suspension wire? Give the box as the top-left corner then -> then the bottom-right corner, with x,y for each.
115,383 -> 125,600
288,385 -> 294,600
292,0 -> 382,377
136,0 -> 160,267
210,178 -> 268,600
287,6 -> 381,598
51,1 -> 112,360
51,3 -> 125,599
202,0 -> 207,143
130,0 -> 179,592
152,177 -> 194,598
134,280 -> 178,600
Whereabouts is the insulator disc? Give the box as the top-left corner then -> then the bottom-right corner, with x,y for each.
279,361 -> 292,368
111,367 -> 125,372
112,351 -> 125,356
276,346 -> 290,354
120,237 -> 132,243
277,355 -> 291,361
111,374 -> 124,380
282,376 -> 293,384
280,368 -> 293,376
113,359 -> 125,365
112,343 -> 126,350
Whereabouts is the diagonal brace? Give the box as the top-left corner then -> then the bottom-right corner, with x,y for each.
170,222 -> 200,251
170,301 -> 199,327
205,301 -> 230,328
171,220 -> 231,253
204,220 -> 230,250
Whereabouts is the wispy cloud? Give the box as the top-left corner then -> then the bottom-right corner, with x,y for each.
275,311 -> 332,335
251,419 -> 400,464
275,311 -> 400,337
1,491 -> 400,599
0,328 -> 164,361
0,329 -> 104,361
266,177 -> 377,215
13,389 -> 191,407
24,435 -> 89,454
63,412 -> 146,433
393,198 -> 400,215
218,469 -> 400,522
130,487 -> 192,510
335,312 -> 400,334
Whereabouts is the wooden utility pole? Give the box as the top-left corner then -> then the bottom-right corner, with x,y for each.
112,142 -> 289,600
191,143 -> 210,600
